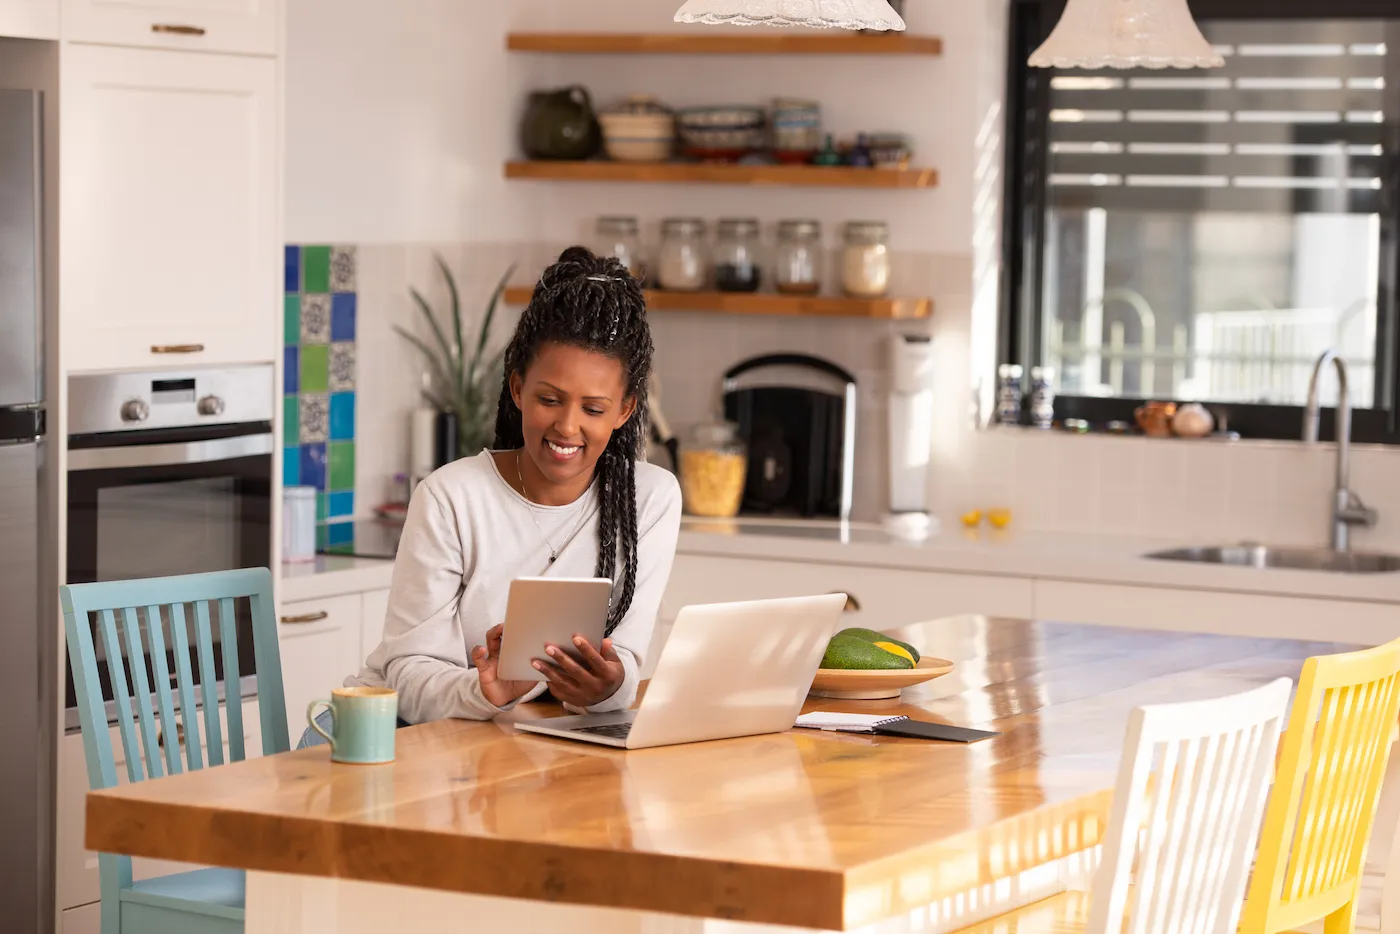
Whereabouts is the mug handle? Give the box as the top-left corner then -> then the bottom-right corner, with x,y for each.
307,700 -> 336,750
569,84 -> 594,110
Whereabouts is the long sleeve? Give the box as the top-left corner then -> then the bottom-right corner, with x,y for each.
360,480 -> 546,722
564,468 -> 683,715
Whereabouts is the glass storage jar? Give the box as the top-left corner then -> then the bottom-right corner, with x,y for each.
657,217 -> 708,291
774,219 -> 822,295
713,218 -> 762,293
595,215 -> 644,282
841,220 -> 892,299
680,421 -> 747,518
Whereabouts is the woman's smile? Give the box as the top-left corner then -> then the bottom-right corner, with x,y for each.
544,438 -> 583,461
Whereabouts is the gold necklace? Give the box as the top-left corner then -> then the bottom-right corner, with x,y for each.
515,450 -> 591,565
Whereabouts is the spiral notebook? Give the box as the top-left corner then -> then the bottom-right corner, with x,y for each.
795,712 -> 997,743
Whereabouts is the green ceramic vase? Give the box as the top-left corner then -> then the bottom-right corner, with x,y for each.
521,85 -> 601,161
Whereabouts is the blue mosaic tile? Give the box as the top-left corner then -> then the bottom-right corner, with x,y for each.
283,345 -> 299,394
327,490 -> 355,518
284,245 -> 300,293
331,293 -> 357,341
283,447 -> 301,487
329,392 -> 355,441
299,442 -> 327,490
326,520 -> 354,546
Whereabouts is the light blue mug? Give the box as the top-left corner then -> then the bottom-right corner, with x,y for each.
307,686 -> 398,764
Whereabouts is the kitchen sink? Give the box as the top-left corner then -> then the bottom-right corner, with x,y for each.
1144,544 -> 1400,574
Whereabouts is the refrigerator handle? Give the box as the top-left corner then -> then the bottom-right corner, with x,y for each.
0,406 -> 44,443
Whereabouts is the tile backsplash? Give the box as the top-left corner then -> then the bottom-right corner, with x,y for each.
284,244 -> 358,553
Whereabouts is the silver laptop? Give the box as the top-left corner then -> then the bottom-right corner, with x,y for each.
513,593 -> 847,750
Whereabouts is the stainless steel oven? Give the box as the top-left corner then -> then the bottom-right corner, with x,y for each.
65,365 -> 274,729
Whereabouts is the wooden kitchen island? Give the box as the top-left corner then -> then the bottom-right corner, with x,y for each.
84,618 -> 1345,933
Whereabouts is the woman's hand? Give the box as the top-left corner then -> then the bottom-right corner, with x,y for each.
473,624 -> 538,709
535,636 -> 624,709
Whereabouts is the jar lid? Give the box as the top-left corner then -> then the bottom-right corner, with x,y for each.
597,215 -> 639,235
688,420 -> 741,447
717,218 -> 760,237
843,220 -> 889,244
777,219 -> 821,238
662,217 -> 707,235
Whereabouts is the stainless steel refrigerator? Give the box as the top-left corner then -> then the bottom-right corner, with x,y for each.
0,88 -> 55,934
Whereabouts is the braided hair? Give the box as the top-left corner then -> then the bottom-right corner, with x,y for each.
493,247 -> 653,632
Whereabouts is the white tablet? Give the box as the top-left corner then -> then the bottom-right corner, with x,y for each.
496,577 -> 614,682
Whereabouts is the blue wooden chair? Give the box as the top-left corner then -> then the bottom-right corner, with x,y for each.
60,568 -> 290,934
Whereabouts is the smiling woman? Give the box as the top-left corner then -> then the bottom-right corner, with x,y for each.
297,248 -> 682,747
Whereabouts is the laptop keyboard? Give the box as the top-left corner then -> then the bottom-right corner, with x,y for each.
575,723 -> 632,740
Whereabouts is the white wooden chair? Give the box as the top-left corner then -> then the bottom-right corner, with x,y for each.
1085,676 -> 1294,934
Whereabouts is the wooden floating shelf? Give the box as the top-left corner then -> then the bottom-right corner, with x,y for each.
503,286 -> 932,321
506,32 -> 943,56
504,161 -> 937,189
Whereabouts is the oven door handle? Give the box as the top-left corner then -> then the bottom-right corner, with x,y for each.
67,434 -> 274,471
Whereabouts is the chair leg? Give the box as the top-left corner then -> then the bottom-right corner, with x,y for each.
1375,739 -> 1400,934
1327,898 -> 1359,934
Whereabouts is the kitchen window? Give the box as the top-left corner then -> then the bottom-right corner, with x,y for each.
1002,0 -> 1400,441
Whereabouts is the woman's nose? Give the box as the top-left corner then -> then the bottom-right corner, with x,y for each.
554,406 -> 581,438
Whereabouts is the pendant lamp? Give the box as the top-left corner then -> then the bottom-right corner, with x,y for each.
674,0 -> 907,32
1029,0 -> 1224,69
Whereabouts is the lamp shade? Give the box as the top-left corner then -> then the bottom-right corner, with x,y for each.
674,0 -> 906,31
1029,0 -> 1224,69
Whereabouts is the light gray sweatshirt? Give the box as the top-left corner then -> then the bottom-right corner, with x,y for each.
347,450 -> 682,723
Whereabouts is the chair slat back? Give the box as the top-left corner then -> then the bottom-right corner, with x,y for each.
1241,638 -> 1400,934
1088,677 -> 1292,934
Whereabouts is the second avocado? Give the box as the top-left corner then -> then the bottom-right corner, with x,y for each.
836,627 -> 922,663
821,634 -> 915,670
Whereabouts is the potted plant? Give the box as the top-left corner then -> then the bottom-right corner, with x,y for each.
395,254 -> 514,459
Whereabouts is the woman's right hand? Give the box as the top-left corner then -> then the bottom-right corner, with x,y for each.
474,624 -> 538,709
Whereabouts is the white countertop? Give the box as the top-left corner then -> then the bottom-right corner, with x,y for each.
277,517 -> 1400,607
676,518 -> 1400,605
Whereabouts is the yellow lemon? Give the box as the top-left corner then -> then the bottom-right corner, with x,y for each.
873,641 -> 915,664
988,507 -> 1012,529
960,509 -> 983,528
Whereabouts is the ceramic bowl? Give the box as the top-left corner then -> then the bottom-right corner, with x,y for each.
808,657 -> 956,700
677,105 -> 765,161
599,95 -> 675,163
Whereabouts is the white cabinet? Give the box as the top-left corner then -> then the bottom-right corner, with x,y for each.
277,594 -> 363,742
361,588 -> 389,659
57,697 -> 265,910
0,0 -> 59,39
62,0 -> 277,56
61,902 -> 100,934
60,43 -> 277,373
662,555 -> 1035,626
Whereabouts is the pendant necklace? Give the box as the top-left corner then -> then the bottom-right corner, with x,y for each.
516,450 -> 591,565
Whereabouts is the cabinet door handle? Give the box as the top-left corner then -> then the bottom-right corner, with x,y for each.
152,23 -> 206,36
830,592 -> 861,612
157,723 -> 185,748
151,343 -> 205,354
280,611 -> 329,624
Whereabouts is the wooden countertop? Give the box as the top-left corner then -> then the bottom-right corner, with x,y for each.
85,619 -> 1342,930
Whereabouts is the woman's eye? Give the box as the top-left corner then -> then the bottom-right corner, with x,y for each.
584,407 -> 605,417
538,396 -> 559,406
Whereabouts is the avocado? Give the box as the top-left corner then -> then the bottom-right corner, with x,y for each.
821,634 -> 914,671
836,627 -> 921,663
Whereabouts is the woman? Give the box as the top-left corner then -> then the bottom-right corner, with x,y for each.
301,247 -> 681,743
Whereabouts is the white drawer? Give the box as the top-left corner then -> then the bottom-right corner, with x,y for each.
62,0 -> 278,56
277,594 -> 363,742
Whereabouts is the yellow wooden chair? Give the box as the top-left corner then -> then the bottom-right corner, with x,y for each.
1239,637 -> 1400,934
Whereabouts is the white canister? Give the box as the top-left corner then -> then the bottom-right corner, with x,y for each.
283,486 -> 318,563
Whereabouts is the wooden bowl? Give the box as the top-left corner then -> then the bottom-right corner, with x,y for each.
808,656 -> 955,700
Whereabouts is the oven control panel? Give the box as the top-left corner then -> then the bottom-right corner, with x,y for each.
69,365 -> 275,436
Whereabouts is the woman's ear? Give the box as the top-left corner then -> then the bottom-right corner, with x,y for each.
509,371 -> 523,410
614,395 -> 638,430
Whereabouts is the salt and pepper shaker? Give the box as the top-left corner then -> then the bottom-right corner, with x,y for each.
996,364 -> 1023,426
1030,366 -> 1055,429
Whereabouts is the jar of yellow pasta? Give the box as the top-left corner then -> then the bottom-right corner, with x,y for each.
680,422 -> 747,518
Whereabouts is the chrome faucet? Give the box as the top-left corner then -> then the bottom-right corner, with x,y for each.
1302,349 -> 1377,551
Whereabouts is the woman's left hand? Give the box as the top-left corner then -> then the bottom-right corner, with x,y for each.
535,636 -> 624,709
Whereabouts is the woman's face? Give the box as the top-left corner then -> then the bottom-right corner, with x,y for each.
510,342 -> 637,489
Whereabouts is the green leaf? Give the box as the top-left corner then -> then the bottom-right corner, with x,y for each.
409,288 -> 454,375
435,253 -> 464,395
467,263 -> 515,391
393,324 -> 452,403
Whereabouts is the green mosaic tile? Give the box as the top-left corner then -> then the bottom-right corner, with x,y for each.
282,395 -> 299,446
303,246 -> 331,293
301,344 -> 329,393
317,491 -> 329,522
328,441 -> 355,491
284,294 -> 301,346
327,542 -> 356,555
316,523 -> 329,551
